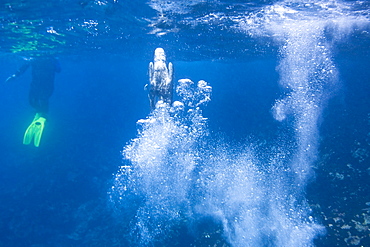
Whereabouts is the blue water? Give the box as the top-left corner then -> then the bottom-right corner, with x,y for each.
0,0 -> 370,246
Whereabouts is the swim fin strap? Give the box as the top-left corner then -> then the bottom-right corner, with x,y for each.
23,114 -> 46,147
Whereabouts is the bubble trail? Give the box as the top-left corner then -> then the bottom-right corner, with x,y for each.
267,19 -> 337,247
110,79 -> 212,245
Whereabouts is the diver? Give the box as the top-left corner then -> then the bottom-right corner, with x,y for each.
5,55 -> 61,147
147,47 -> 174,110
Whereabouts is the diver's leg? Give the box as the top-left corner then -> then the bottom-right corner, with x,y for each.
162,84 -> 173,106
29,89 -> 39,112
29,88 -> 49,116
38,97 -> 49,118
149,90 -> 156,110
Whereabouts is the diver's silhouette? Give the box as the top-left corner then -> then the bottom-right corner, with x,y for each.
6,55 -> 61,147
148,48 -> 173,110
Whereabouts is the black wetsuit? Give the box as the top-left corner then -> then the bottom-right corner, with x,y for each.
15,56 -> 61,116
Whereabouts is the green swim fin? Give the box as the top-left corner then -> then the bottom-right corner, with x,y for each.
23,114 -> 46,147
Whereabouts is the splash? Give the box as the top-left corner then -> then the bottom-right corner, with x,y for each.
232,0 -> 359,246
110,79 -> 211,245
110,1 -> 369,246
263,20 -> 335,246
271,20 -> 338,187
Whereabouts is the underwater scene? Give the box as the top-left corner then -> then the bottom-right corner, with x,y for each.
0,0 -> 369,246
